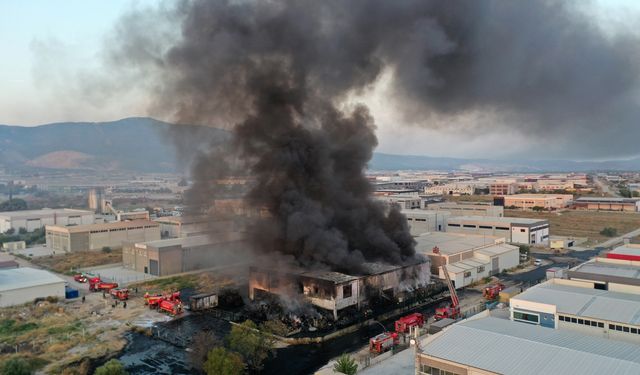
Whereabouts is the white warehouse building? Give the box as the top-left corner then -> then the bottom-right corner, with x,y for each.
416,232 -> 520,288
0,208 -> 95,233
402,210 -> 450,236
0,267 -> 66,307
446,215 -> 549,245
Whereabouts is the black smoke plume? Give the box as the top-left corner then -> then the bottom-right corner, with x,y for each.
107,0 -> 640,270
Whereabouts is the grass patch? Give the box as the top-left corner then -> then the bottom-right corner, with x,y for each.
47,321 -> 82,335
131,274 -> 198,292
30,248 -> 123,274
0,320 -> 39,336
505,209 -> 640,243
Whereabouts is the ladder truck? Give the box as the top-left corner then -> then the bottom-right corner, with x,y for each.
434,264 -> 461,320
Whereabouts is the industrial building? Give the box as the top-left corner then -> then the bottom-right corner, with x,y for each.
445,216 -> 550,245
376,194 -> 422,209
415,232 -> 519,288
116,210 -> 150,221
0,208 -> 94,233
249,261 -> 430,320
574,197 -> 640,212
0,267 -> 66,307
510,277 -> 640,344
402,210 -> 449,236
489,182 -> 517,196
153,216 -> 237,238
504,194 -> 573,210
45,219 -> 160,253
425,201 -> 504,217
425,183 -> 480,196
416,315 -> 640,375
122,232 -> 246,276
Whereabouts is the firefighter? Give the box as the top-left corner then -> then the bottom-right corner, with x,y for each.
123,301 -> 127,309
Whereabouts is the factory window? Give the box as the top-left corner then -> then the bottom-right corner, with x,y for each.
559,315 -> 565,321
513,311 -> 539,324
463,271 -> 471,278
520,229 -> 526,233
477,266 -> 485,273
448,223 -> 460,227
479,225 -> 492,229
496,226 -> 510,231
578,319 -> 584,325
594,283 -> 607,290
610,324 -> 615,330
343,284 -> 353,298
624,326 -> 630,333
632,328 -> 638,334
616,325 -> 623,331
463,224 -> 476,228
571,317 -> 577,323
598,322 -> 604,328
590,321 -> 597,327
415,218 -> 427,222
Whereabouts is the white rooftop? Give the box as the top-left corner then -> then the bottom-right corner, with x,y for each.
513,281 -> 640,326
447,215 -> 546,225
610,244 -> 640,257
573,259 -> 640,279
0,267 -> 65,291
423,316 -> 640,375
141,232 -> 245,249
415,232 -> 501,256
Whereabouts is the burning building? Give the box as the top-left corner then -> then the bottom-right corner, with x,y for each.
249,260 -> 430,320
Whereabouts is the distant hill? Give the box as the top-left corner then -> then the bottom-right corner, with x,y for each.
0,118 -> 228,173
370,153 -> 640,172
0,117 -> 637,173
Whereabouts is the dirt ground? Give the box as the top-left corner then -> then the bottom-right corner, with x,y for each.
29,249 -> 123,275
504,209 -> 640,244
0,290 -> 169,374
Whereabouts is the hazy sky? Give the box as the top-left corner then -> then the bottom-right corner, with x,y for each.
0,0 -> 638,160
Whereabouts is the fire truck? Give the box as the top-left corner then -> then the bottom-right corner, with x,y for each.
369,331 -> 399,354
109,288 -> 130,301
89,278 -> 119,292
434,264 -> 461,320
394,313 -> 425,334
483,283 -> 506,301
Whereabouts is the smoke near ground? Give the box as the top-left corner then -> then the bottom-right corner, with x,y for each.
106,0 -> 640,270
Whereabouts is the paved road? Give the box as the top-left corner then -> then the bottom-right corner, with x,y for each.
596,227 -> 640,248
594,176 -> 620,197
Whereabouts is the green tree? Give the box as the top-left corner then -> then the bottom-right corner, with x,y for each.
203,347 -> 244,375
102,246 -> 112,253
0,198 -> 28,211
227,320 -> 274,371
0,357 -> 32,375
18,227 -> 27,235
531,206 -> 545,212
333,354 -> 358,375
188,331 -> 220,372
600,227 -> 618,237
94,359 -> 128,375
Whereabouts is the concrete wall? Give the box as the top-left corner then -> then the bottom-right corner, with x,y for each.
0,282 -> 66,307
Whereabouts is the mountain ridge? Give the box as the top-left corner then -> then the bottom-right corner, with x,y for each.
1,117 -> 638,172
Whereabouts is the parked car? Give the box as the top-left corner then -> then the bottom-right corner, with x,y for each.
534,259 -> 543,266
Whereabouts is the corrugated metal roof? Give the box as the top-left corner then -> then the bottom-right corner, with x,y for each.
513,282 -> 640,325
0,267 -> 65,292
574,261 -> 640,279
415,232 -> 501,255
422,316 -> 640,375
447,215 -> 546,225
475,244 -> 518,256
610,245 -> 640,257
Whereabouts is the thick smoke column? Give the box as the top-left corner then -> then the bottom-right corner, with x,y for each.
108,0 -> 640,270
